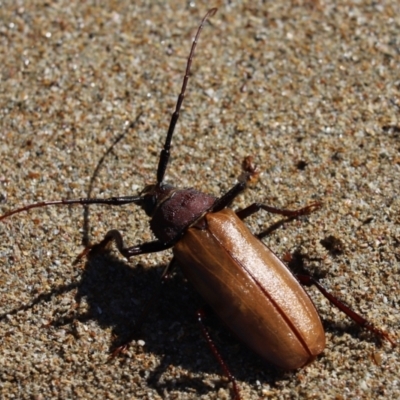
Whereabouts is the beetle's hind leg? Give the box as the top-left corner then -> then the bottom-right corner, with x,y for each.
297,274 -> 397,347
197,309 -> 242,400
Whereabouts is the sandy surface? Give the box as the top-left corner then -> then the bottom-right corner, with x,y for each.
0,1 -> 399,399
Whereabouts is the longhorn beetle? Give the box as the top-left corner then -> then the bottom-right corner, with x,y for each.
0,8 -> 396,400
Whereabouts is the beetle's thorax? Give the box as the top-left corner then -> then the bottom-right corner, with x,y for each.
140,183 -> 216,243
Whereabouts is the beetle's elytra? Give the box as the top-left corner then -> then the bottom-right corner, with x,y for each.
175,208 -> 325,370
0,8 -> 395,400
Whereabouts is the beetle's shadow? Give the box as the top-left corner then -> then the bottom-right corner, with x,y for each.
1,241 -> 380,397
71,249 -> 389,396
50,249 -> 289,396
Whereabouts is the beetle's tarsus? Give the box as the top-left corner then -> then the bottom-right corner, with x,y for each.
72,246 -> 92,265
365,322 -> 397,348
241,155 -> 259,185
301,201 -> 322,215
107,343 -> 130,362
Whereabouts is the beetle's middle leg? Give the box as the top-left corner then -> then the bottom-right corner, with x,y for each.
235,202 -> 321,239
236,202 -> 321,220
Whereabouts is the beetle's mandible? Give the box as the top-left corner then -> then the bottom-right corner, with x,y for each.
0,8 -> 396,400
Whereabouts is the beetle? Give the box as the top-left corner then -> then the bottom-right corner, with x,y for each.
0,8 -> 396,400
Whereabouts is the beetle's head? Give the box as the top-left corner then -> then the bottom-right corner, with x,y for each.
138,182 -> 216,243
138,183 -> 176,217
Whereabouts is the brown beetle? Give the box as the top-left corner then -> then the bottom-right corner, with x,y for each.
0,8 -> 395,400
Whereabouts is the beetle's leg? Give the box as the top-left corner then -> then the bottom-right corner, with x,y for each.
210,155 -> 263,213
78,230 -> 173,261
211,153 -> 320,217
297,274 -> 397,346
236,202 -> 321,220
197,309 -> 241,400
110,259 -> 178,359
211,179 -> 248,213
235,202 -> 321,239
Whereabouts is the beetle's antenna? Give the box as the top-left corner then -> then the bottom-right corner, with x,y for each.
0,111 -> 145,221
156,8 -> 218,184
0,196 -> 145,221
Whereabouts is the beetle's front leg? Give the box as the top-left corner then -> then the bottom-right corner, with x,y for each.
100,230 -> 173,258
77,230 -> 173,261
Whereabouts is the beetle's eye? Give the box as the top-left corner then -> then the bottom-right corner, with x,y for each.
142,195 -> 157,216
